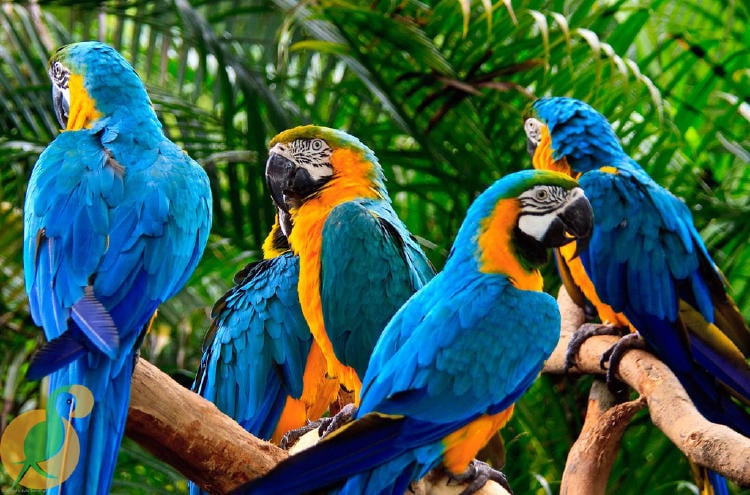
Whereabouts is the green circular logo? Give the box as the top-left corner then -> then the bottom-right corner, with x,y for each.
1,384 -> 93,489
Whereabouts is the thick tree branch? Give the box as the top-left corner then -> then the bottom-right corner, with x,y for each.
545,287 -> 750,487
561,380 -> 645,494
125,359 -> 287,494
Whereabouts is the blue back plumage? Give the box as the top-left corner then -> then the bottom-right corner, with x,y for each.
189,253 -> 310,495
533,96 -> 750,493
23,41 -> 211,494
235,170 -> 573,495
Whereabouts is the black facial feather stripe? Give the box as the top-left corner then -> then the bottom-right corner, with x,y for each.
519,185 -> 569,213
291,138 -> 333,168
50,61 -> 70,89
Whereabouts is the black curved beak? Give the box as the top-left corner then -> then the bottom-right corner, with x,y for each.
265,151 -> 324,213
52,84 -> 69,129
526,137 -> 538,160
265,152 -> 296,213
542,189 -> 594,257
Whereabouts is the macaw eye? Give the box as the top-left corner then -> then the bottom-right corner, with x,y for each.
310,139 -> 326,151
535,188 -> 549,201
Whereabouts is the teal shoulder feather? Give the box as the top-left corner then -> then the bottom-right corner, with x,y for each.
320,199 -> 434,378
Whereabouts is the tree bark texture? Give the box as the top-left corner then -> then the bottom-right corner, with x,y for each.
546,287 -> 750,487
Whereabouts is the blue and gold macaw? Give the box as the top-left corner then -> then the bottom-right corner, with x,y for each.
230,169 -> 594,495
263,126 -> 435,404
23,42 -> 212,494
524,96 -> 750,495
188,214 -> 339,494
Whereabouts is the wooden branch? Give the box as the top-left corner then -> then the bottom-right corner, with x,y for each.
126,358 -> 509,494
545,287 -> 750,486
125,358 -> 287,494
561,380 -> 645,494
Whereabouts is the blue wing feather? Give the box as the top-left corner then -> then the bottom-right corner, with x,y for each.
25,332 -> 87,381
578,161 -> 750,436
580,164 -> 695,321
192,253 -> 311,440
361,273 -> 558,424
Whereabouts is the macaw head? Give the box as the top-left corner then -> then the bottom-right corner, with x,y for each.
48,41 -> 151,131
523,97 -> 625,175
265,125 -> 387,219
451,170 -> 593,276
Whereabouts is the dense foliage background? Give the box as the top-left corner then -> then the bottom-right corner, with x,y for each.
1,0 -> 748,493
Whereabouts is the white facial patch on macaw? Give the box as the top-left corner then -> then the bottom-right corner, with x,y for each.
50,61 -> 70,90
268,142 -> 295,162
290,138 -> 334,181
517,185 -> 571,241
518,210 -> 559,241
524,118 -> 543,145
49,61 -> 71,127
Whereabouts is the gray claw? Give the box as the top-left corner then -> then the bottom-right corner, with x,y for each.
448,459 -> 514,495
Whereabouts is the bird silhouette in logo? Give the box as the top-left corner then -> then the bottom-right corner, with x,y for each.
1,384 -> 94,489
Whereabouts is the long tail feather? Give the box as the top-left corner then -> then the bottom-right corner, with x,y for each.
232,414 -> 411,495
45,353 -> 135,495
708,470 -> 730,495
691,463 -> 730,495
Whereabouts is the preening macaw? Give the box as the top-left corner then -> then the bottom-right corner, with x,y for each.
231,169 -> 594,495
23,41 -> 212,494
524,96 -> 750,495
264,126 -> 435,402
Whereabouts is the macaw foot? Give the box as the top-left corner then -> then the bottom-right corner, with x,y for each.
279,404 -> 359,450
601,332 -> 648,394
448,460 -> 513,495
564,323 -> 629,372
280,421 -> 320,450
318,403 -> 357,438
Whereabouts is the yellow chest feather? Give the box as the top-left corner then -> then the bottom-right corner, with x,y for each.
558,243 -> 631,328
